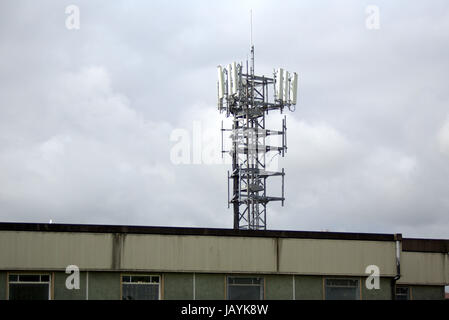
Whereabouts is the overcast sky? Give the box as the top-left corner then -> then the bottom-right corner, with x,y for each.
0,1 -> 448,239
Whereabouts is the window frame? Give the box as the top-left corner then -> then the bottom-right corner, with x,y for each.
324,277 -> 361,300
7,272 -> 52,300
120,274 -> 161,300
395,285 -> 411,300
226,276 -> 265,300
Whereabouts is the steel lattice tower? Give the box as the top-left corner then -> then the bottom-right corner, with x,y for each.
217,46 -> 298,230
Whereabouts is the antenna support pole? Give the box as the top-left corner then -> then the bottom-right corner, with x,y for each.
216,13 -> 298,230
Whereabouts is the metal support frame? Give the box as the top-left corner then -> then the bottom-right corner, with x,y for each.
218,47 -> 296,230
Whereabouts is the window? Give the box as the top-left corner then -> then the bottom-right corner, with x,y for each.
8,274 -> 51,300
121,275 -> 160,300
325,278 -> 360,300
227,277 -> 264,300
395,286 -> 410,300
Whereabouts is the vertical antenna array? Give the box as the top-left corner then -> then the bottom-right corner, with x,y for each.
217,16 -> 298,230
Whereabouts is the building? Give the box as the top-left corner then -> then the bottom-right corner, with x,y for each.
0,222 -> 447,300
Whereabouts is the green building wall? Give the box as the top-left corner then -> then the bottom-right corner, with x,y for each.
0,270 -> 446,300
164,273 -> 193,300
295,275 -> 323,300
411,285 -> 445,300
361,277 -> 392,300
88,272 -> 120,300
53,271 -> 87,300
195,273 -> 225,300
266,275 -> 292,300
0,272 -> 6,300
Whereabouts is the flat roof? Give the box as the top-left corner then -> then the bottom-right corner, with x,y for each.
0,222 -> 447,253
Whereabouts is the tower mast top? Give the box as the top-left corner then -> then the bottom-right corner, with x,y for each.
216,13 -> 299,230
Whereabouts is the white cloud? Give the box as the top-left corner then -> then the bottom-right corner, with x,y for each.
288,119 -> 354,172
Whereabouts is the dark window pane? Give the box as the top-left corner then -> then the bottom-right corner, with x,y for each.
18,275 -> 41,282
228,277 -> 262,285
122,276 -> 131,283
227,277 -> 264,300
9,275 -> 18,282
326,279 -> 358,287
326,287 -> 358,300
40,275 -> 50,282
130,276 -> 151,283
9,283 -> 49,300
396,287 -> 408,294
151,276 -> 159,283
325,279 -> 359,300
228,285 -> 262,300
396,287 -> 409,300
122,284 -> 159,300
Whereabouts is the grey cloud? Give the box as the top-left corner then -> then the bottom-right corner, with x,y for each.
0,1 -> 448,238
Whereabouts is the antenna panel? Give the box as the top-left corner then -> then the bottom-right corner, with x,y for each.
231,62 -> 238,95
283,71 -> 290,103
290,72 -> 298,105
217,66 -> 225,99
276,68 -> 284,101
227,64 -> 233,96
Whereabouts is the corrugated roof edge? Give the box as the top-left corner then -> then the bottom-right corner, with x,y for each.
402,238 -> 449,253
0,221 -> 398,241
2,222 -> 448,252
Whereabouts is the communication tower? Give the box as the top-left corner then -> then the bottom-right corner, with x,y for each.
217,44 -> 298,230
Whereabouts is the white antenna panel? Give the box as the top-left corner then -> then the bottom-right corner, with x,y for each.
232,62 -> 238,95
290,72 -> 298,105
276,68 -> 284,101
227,64 -> 233,96
217,66 -> 225,99
283,71 -> 290,103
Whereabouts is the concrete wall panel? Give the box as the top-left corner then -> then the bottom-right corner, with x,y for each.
121,234 -> 276,273
0,231 -> 112,270
398,252 -> 448,285
279,239 -> 397,276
